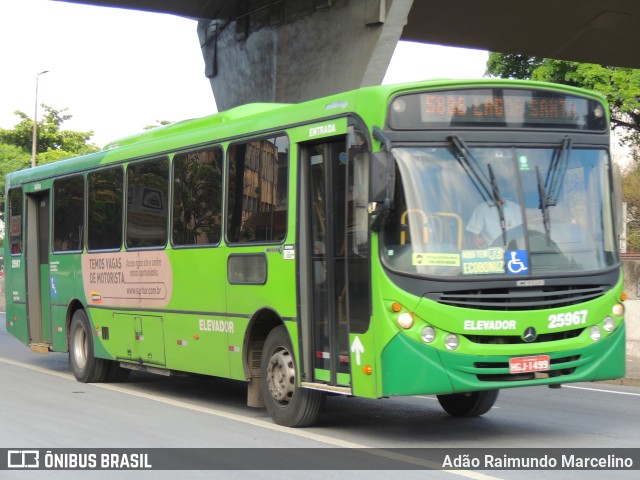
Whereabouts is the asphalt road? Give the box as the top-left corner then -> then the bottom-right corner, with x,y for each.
1,312 -> 639,480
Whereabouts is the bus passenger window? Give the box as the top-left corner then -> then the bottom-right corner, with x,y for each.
173,146 -> 223,246
53,175 -> 84,252
226,135 -> 289,243
8,188 -> 23,255
88,167 -> 123,251
126,157 -> 169,248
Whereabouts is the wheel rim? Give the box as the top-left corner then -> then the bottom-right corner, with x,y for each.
72,324 -> 88,370
266,346 -> 296,406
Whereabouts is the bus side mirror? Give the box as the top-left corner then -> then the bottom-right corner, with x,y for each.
369,150 -> 395,231
370,151 -> 395,204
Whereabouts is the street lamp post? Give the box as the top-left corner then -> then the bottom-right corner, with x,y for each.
31,70 -> 49,168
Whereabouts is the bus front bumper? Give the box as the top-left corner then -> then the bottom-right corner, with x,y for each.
380,323 -> 626,396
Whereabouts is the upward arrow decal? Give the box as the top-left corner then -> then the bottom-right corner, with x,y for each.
350,336 -> 365,366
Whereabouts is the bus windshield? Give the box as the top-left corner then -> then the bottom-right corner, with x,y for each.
381,142 -> 618,278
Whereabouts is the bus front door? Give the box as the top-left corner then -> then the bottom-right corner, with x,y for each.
302,138 -> 352,389
24,191 -> 52,350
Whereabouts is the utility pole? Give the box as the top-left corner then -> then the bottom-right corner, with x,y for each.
31,70 -> 49,168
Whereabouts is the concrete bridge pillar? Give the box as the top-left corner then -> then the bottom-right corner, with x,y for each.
197,0 -> 413,111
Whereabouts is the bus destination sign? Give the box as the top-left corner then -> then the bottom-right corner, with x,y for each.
389,88 -> 607,131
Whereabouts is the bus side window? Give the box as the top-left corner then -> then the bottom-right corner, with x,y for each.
8,188 -> 23,255
172,146 -> 223,246
53,175 -> 84,252
88,167 -> 123,251
126,157 -> 169,249
226,135 -> 289,244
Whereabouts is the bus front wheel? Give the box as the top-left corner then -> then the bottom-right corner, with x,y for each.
261,325 -> 325,427
69,309 -> 109,383
436,390 -> 499,417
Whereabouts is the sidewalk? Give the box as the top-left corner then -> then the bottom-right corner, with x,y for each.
600,350 -> 640,387
616,356 -> 640,387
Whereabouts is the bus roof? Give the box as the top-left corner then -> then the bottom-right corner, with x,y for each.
103,103 -> 290,150
5,78 -> 608,188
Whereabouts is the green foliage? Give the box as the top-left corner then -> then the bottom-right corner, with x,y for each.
0,105 -> 99,154
0,105 -> 100,224
485,53 -> 543,79
622,165 -> 640,252
486,53 -> 640,154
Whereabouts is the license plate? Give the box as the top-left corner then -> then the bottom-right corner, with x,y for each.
509,355 -> 550,374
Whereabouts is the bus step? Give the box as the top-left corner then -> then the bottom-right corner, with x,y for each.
301,382 -> 352,395
119,362 -> 172,376
30,343 -> 50,354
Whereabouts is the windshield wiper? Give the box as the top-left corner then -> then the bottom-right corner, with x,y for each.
535,136 -> 572,243
449,135 -> 493,202
536,166 -> 551,239
488,163 -> 507,245
449,135 -> 507,245
544,136 -> 572,207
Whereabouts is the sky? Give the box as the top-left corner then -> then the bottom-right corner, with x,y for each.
0,0 -> 488,148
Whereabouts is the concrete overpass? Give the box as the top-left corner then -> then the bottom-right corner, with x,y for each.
57,1 -> 640,110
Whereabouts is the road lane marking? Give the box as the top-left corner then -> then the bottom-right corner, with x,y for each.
419,385 -> 640,399
564,385 -> 640,396
0,355 -> 499,479
0,356 -> 75,381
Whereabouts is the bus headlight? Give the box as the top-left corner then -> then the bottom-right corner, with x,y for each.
445,334 -> 459,351
603,317 -> 616,333
397,312 -> 414,329
421,326 -> 435,344
612,302 -> 625,317
589,325 -> 602,342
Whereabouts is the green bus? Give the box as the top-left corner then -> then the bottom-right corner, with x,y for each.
4,79 -> 625,426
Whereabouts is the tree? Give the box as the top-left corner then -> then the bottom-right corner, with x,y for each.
622,165 -> 640,252
0,105 -> 99,155
485,53 -> 544,80
486,53 -> 640,157
0,105 -> 100,222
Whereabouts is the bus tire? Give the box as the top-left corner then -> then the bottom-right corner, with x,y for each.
436,390 -> 499,417
261,325 -> 325,427
69,309 -> 109,383
105,361 -> 131,382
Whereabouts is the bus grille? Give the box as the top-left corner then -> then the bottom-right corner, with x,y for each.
464,328 -> 583,345
428,285 -> 605,311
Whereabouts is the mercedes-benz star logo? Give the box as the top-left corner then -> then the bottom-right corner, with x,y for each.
522,327 -> 537,343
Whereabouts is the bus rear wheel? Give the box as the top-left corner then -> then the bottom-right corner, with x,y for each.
69,309 -> 109,383
436,390 -> 499,417
105,361 -> 131,382
261,325 -> 325,427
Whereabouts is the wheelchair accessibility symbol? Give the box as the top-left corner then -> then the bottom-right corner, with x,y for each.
507,250 -> 529,275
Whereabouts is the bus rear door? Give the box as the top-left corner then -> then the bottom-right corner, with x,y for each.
24,191 -> 52,351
